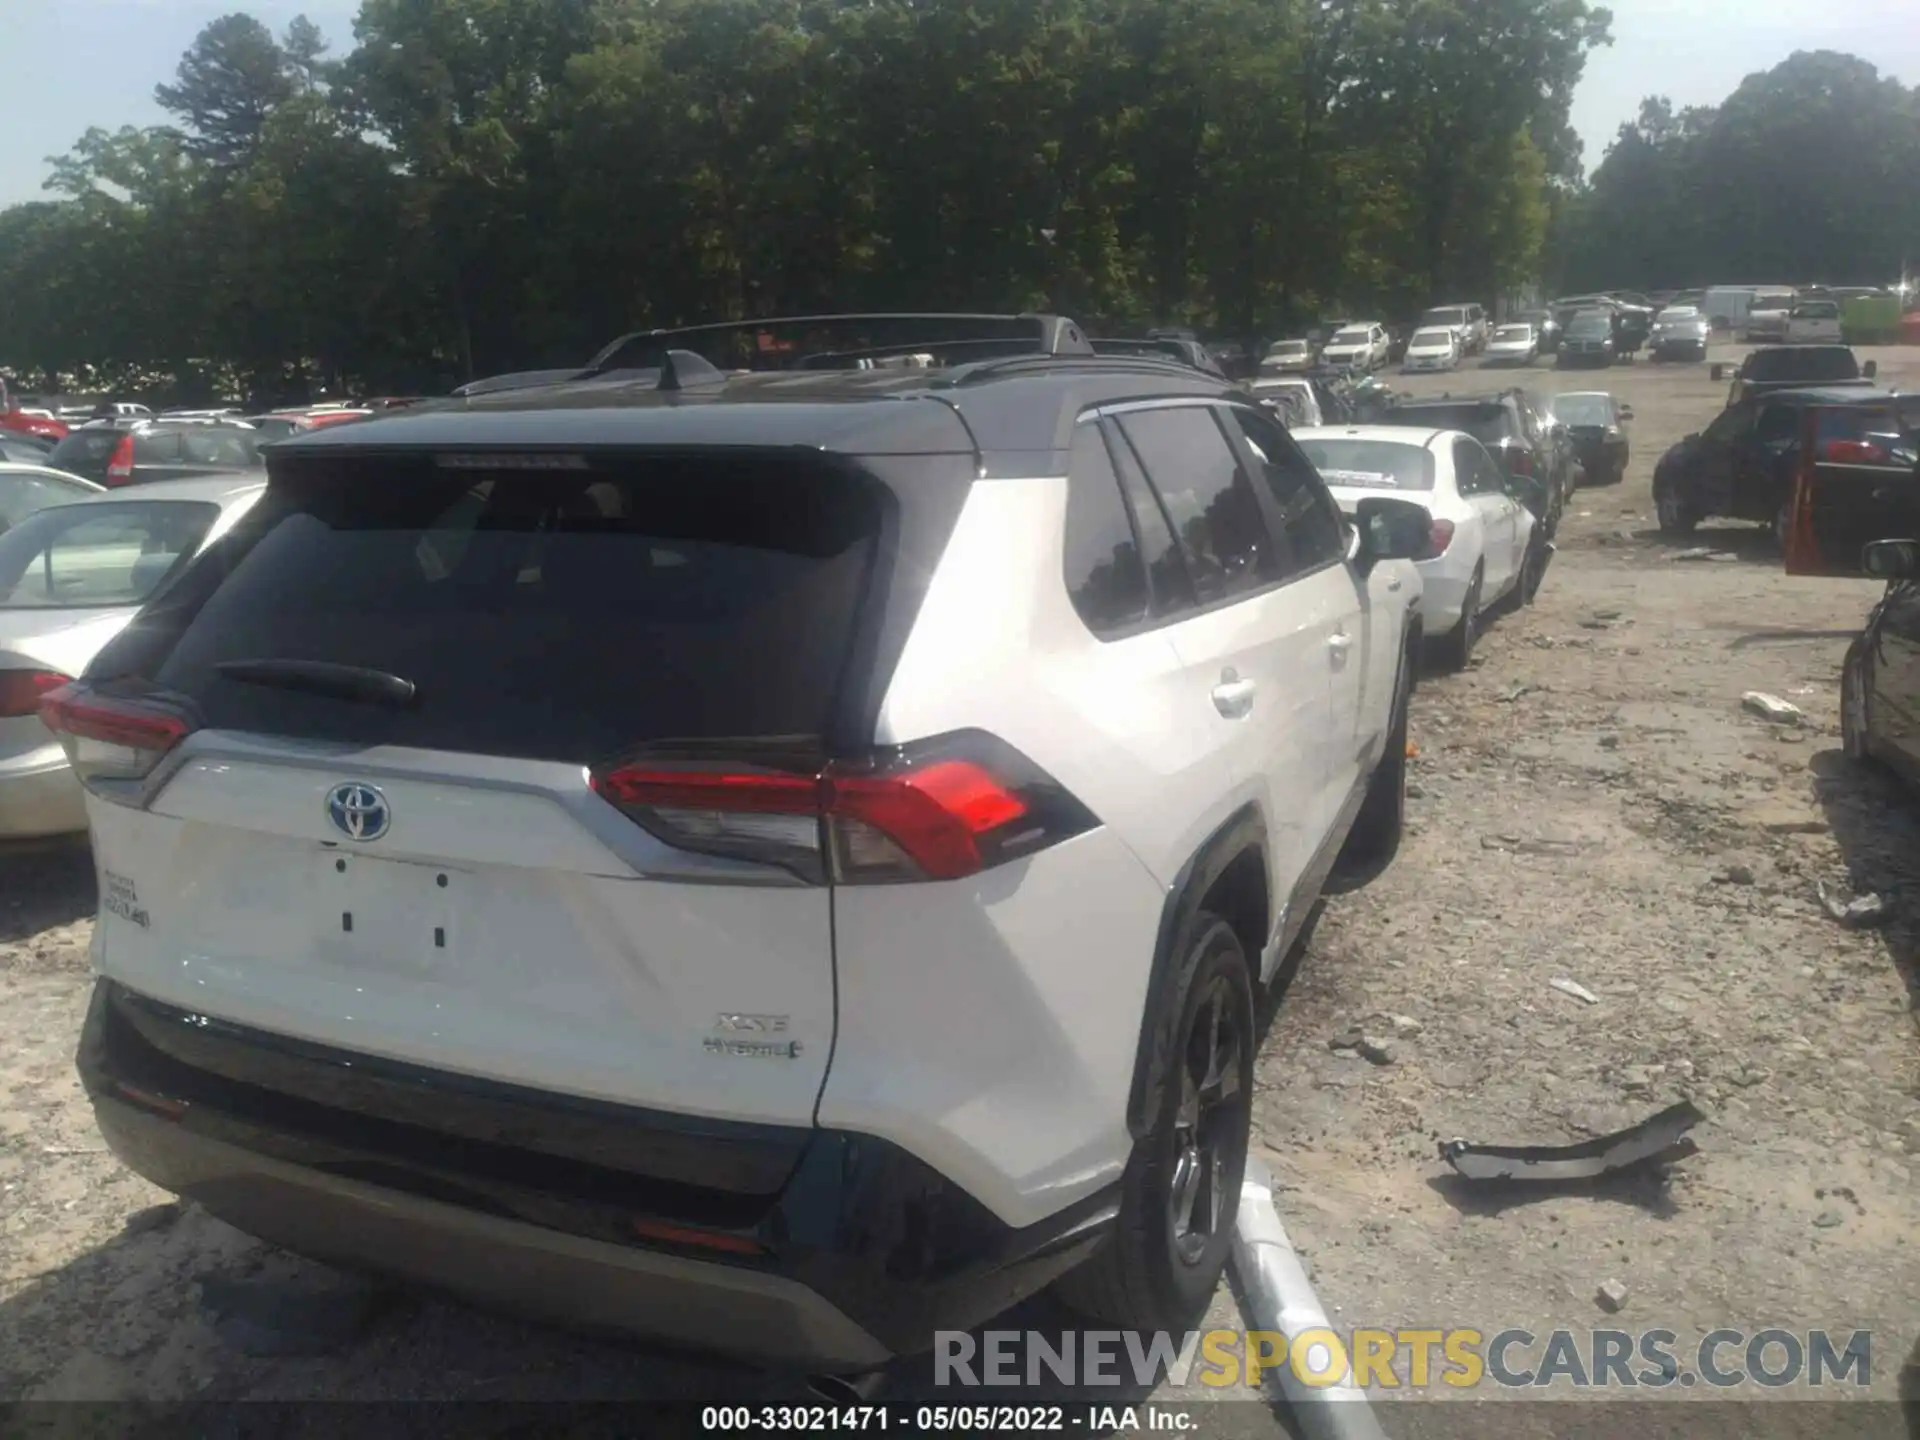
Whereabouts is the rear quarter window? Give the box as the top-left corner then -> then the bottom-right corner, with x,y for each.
1063,424 -> 1149,634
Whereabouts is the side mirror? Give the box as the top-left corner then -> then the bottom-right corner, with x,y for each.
1617,404 -> 1634,421
1710,363 -> 1724,382
1863,360 -> 1878,379
1353,496 -> 1432,565
1863,538 -> 1920,580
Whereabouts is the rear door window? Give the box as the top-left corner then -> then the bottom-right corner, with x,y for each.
1063,423 -> 1150,634
1115,406 -> 1277,601
93,458 -> 885,764
1103,420 -> 1197,618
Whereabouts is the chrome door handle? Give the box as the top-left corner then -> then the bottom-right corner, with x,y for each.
1211,675 -> 1257,718
1327,632 -> 1354,654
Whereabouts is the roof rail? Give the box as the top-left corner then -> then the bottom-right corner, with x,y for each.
582,313 -> 1095,376
1089,337 -> 1226,376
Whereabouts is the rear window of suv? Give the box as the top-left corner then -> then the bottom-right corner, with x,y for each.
48,430 -> 124,468
91,457 -> 884,764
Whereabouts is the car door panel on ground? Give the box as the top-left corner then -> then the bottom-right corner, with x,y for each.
1106,402 -> 1352,930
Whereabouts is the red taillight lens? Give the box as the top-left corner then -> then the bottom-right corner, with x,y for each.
1822,439 -> 1891,465
592,734 -> 1092,884
1424,518 -> 1456,558
37,683 -> 195,797
1505,447 -> 1534,475
0,668 -> 71,719
105,433 -> 135,485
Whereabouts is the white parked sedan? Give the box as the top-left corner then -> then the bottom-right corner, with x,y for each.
0,474 -> 264,839
1400,326 -> 1461,373
1295,425 -> 1542,668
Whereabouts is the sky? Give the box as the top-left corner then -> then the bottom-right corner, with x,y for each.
4,0 -> 1920,209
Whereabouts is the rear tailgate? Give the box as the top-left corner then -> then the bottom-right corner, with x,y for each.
1784,404 -> 1920,576
79,451 -> 890,1129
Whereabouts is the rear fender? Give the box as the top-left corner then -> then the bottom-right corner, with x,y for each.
1124,807 -> 1266,1138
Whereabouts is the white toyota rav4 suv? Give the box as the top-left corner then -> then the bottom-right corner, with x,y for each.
51,314 -> 1426,1373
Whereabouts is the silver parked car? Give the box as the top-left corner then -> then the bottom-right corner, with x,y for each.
0,475 -> 264,839
0,462 -> 103,533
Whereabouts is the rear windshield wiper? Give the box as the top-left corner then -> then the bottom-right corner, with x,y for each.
213,659 -> 417,708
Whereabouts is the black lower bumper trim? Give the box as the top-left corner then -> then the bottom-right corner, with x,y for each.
79,980 -> 1117,1356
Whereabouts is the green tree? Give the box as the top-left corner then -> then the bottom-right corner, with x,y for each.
154,13 -> 298,167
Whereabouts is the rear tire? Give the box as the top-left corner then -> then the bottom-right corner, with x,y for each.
1842,641 -> 1875,765
1055,914 -> 1253,1332
1655,479 -> 1697,535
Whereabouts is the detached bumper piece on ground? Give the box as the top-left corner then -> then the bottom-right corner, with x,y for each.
1439,1100 -> 1706,1182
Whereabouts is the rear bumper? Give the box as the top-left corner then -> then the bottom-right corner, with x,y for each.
95,1095 -> 893,1368
78,980 -> 1115,1366
0,756 -> 86,839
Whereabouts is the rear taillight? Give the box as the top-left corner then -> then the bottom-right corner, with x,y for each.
105,433 -> 135,485
1504,446 -> 1534,475
592,732 -> 1096,885
1822,439 -> 1891,465
1424,518 -> 1456,558
37,683 -> 195,798
0,668 -> 70,719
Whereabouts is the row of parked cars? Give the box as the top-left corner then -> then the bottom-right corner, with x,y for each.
5,310 -> 1654,1381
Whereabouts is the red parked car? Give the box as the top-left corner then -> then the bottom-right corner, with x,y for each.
0,380 -> 70,442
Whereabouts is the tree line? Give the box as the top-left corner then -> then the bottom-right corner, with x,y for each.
1552,49 -> 1920,295
0,0 -> 1609,405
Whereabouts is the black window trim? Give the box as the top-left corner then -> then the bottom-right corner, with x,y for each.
1074,398 -> 1352,640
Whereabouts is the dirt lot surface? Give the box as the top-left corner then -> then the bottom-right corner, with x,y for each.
3,347 -> 1918,1429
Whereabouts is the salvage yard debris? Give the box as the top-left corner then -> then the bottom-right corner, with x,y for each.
1740,691 -> 1806,725
1815,880 -> 1892,929
1549,977 -> 1600,1005
1439,1100 -> 1706,1183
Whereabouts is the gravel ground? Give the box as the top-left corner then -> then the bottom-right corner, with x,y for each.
2,347 -> 1917,1428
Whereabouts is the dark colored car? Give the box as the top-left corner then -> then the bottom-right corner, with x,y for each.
1839,545 -> 1920,786
1654,387 -> 1918,544
1089,337 -> 1228,376
1715,345 -> 1878,408
1376,389 -> 1570,533
1549,391 -> 1633,486
1556,309 -> 1618,368
1648,308 -> 1712,362
46,422 -> 264,488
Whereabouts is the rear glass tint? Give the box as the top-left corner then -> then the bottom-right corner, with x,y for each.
49,431 -> 123,467
1742,348 -> 1859,382
180,430 -> 261,466
1551,395 -> 1613,427
1064,424 -> 1149,634
96,458 -> 884,763
1296,439 -> 1435,491
0,500 -> 218,609
1393,403 -> 1513,447
1421,308 -> 1466,327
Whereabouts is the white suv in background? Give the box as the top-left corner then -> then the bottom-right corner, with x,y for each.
1318,322 -> 1390,371
52,315 -> 1427,1373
